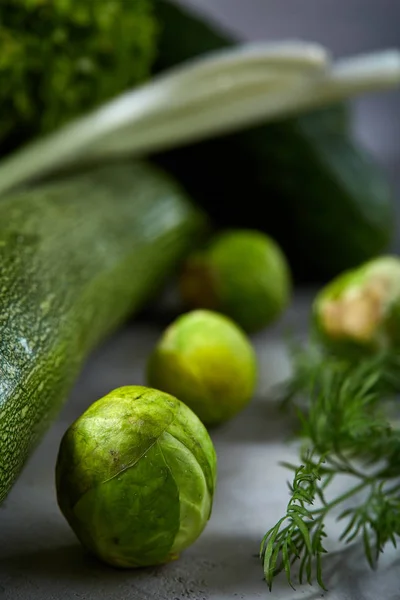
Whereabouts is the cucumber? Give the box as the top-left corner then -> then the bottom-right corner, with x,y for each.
152,1 -> 394,281
0,161 -> 204,503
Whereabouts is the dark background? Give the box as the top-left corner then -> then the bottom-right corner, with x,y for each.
177,0 -> 400,245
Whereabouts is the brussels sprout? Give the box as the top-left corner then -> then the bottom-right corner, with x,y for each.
147,309 -> 257,426
56,386 -> 217,568
314,256 -> 400,353
179,229 -> 291,333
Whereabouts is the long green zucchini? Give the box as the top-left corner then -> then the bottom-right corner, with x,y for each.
0,161 -> 204,503
152,1 -> 394,282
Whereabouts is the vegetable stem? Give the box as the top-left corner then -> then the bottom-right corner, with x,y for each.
311,480 -> 369,516
0,44 -> 399,197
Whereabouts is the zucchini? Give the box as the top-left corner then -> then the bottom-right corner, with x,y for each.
152,1 -> 394,281
0,161 -> 204,503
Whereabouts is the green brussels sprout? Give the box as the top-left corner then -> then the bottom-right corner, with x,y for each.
147,309 -> 257,426
0,0 -> 157,156
56,385 -> 217,568
179,229 -> 291,333
314,255 -> 400,354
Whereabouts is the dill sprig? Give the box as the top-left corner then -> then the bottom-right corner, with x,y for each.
280,337 -> 400,408
261,347 -> 400,590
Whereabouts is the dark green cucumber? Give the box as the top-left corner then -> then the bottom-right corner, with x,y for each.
152,1 -> 394,282
0,161 -> 204,503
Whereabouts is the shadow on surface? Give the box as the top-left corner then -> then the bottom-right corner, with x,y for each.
0,531 -> 285,599
278,541 -> 400,600
2,522 -> 399,599
0,543 -> 181,600
180,530 -> 274,596
0,543 -> 107,582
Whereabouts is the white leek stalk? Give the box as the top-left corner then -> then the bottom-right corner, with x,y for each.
0,41 -> 398,197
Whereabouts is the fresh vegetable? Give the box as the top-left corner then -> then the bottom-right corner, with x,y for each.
152,0 -> 395,281
279,256 -> 400,412
0,161 -> 205,504
0,39 -> 330,198
179,229 -> 291,333
262,259 -> 400,590
314,255 -> 400,355
261,351 -> 400,590
56,385 -> 217,568
147,310 -> 257,426
0,0 -> 157,156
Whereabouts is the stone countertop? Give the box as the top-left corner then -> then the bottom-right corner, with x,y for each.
0,293 -> 399,600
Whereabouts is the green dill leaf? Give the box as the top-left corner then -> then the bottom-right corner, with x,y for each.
299,551 -> 310,585
290,514 -> 313,554
339,511 -> 360,542
261,522 -> 285,587
363,525 -> 375,569
288,533 -> 301,560
316,551 -> 327,591
305,553 -> 313,585
291,505 -> 315,519
280,461 -> 298,472
282,540 -> 295,589
270,541 -> 283,580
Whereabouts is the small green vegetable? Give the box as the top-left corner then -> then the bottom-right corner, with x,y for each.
179,230 -> 291,333
314,255 -> 400,355
0,0 -> 157,156
56,385 -> 217,568
147,309 -> 257,426
0,160 -> 204,505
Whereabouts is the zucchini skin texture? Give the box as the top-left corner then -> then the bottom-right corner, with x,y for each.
153,1 -> 394,282
0,161 -> 204,503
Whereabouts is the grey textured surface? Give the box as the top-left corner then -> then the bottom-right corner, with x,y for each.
0,294 -> 399,600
